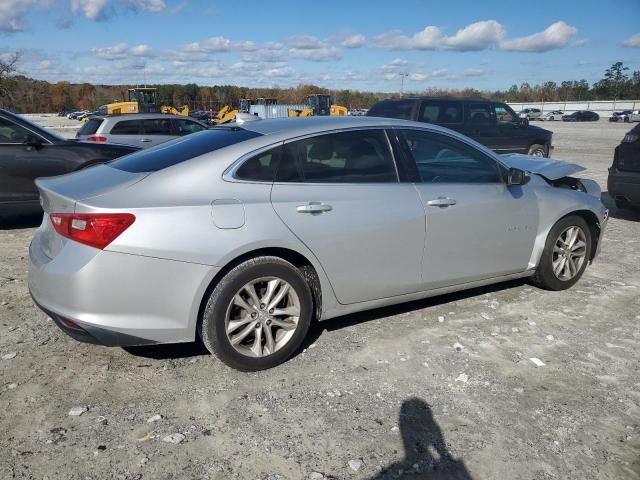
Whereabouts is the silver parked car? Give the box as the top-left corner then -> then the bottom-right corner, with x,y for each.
29,116 -> 608,370
540,110 -> 564,121
518,108 -> 542,120
76,113 -> 209,149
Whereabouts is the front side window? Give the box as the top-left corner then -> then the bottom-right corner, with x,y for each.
0,117 -> 31,143
399,129 -> 503,184
278,130 -> 397,183
235,147 -> 280,181
493,103 -> 517,123
110,120 -> 142,135
419,101 -> 462,124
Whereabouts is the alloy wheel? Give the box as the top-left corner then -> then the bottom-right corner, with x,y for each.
552,226 -> 587,281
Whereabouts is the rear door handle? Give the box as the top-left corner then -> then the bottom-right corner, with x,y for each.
296,202 -> 333,213
426,197 -> 457,207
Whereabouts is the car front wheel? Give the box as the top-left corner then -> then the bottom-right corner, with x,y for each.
528,144 -> 547,157
200,256 -> 313,371
531,215 -> 592,291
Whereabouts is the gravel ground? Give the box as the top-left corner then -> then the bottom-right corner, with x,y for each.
1,118 -> 639,480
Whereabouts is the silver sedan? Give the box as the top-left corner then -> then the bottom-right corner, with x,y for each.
29,116 -> 608,370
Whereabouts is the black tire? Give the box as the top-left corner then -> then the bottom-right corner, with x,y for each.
528,143 -> 547,157
531,215 -> 592,291
200,256 -> 313,371
549,116 -> 554,121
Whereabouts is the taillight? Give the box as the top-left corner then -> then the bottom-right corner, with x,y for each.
622,132 -> 639,143
87,136 -> 107,142
49,213 -> 135,249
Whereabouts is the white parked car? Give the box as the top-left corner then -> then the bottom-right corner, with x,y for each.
609,110 -> 640,123
540,111 -> 564,121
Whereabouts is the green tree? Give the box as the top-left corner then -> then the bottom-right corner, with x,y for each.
603,62 -> 629,99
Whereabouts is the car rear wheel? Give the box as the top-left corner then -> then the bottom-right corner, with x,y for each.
531,215 -> 592,291
528,144 -> 547,157
200,256 -> 313,371
549,116 -> 554,121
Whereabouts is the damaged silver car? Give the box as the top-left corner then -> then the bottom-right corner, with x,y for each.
29,116 -> 608,370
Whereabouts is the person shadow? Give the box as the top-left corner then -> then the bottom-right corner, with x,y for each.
369,398 -> 473,480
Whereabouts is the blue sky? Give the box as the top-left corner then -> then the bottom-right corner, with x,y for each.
1,0 -> 639,92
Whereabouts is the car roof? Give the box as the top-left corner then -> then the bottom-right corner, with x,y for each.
374,96 -> 493,103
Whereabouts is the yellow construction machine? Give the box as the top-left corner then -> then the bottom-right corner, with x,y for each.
99,87 -> 189,117
213,105 -> 239,124
288,94 -> 347,117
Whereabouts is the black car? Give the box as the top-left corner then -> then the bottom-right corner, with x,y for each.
0,109 -> 138,216
367,97 -> 553,157
608,123 -> 640,210
562,110 -> 600,122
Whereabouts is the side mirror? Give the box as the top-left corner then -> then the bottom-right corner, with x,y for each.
507,167 -> 529,186
23,134 -> 43,150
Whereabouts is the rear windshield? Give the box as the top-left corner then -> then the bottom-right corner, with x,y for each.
107,127 -> 262,173
368,100 -> 415,120
78,118 -> 103,136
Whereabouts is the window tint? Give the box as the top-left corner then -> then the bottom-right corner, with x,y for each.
399,129 -> 503,184
142,118 -> 172,135
108,127 -> 262,173
110,120 -> 142,135
278,130 -> 397,183
468,103 -> 493,123
174,119 -> 207,136
235,147 -> 280,181
419,101 -> 462,124
0,117 -> 31,143
367,100 -> 415,120
78,118 -> 103,136
493,103 -> 516,123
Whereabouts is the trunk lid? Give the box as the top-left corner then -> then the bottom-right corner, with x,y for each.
499,153 -> 585,180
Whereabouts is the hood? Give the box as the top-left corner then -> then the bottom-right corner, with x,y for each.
499,153 -> 585,180
524,124 -> 552,136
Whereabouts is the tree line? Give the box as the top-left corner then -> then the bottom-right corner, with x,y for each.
0,57 -> 638,113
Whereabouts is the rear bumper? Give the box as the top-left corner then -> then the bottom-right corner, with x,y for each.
608,169 -> 640,206
28,230 -> 217,347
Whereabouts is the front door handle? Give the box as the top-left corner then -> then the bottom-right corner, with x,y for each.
140,138 -> 152,143
426,197 -> 457,207
296,202 -> 333,213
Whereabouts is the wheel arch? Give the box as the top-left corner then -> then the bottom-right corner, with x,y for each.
564,209 -> 601,261
196,247 -> 324,338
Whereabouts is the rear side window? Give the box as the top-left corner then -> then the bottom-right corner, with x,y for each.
367,100 -> 415,120
278,130 -> 397,183
174,119 -> 207,136
108,127 -> 262,173
235,147 -> 280,181
142,118 -> 172,135
110,120 -> 142,135
78,118 -> 103,136
419,101 -> 462,124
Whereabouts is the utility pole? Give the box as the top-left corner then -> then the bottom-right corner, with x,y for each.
399,73 -> 409,98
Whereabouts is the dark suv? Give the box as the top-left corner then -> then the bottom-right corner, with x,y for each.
368,97 -> 553,157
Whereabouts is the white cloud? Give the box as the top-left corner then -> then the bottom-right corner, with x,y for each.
178,36 -> 257,53
390,58 -> 408,66
410,73 -> 427,81
461,68 -> 484,77
444,20 -> 505,51
91,43 -> 152,60
622,33 -> 640,48
500,21 -> 577,52
0,0 -> 50,32
123,0 -> 166,13
71,0 -> 108,20
375,20 -> 578,53
286,35 -> 341,61
430,68 -> 448,78
340,34 -> 366,48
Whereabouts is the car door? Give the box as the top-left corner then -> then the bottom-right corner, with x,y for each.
140,118 -> 176,147
492,103 -> 530,154
463,101 -> 501,150
107,119 -> 144,147
270,128 -> 425,305
394,128 -> 539,290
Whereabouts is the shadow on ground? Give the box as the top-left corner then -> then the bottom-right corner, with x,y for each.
370,397 -> 473,479
0,213 -> 43,230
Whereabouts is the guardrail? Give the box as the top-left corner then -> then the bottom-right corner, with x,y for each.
507,100 -> 640,116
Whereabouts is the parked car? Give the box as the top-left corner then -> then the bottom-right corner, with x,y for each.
0,108 -> 138,216
562,111 -> 600,122
29,116 -> 607,370
368,97 -> 554,157
67,111 -> 88,120
609,109 -> 640,123
608,123 -> 640,210
76,113 -> 209,149
518,108 -> 542,120
540,110 -> 564,121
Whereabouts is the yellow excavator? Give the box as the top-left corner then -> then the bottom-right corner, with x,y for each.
99,87 -> 189,117
213,105 -> 239,124
288,94 -> 347,117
